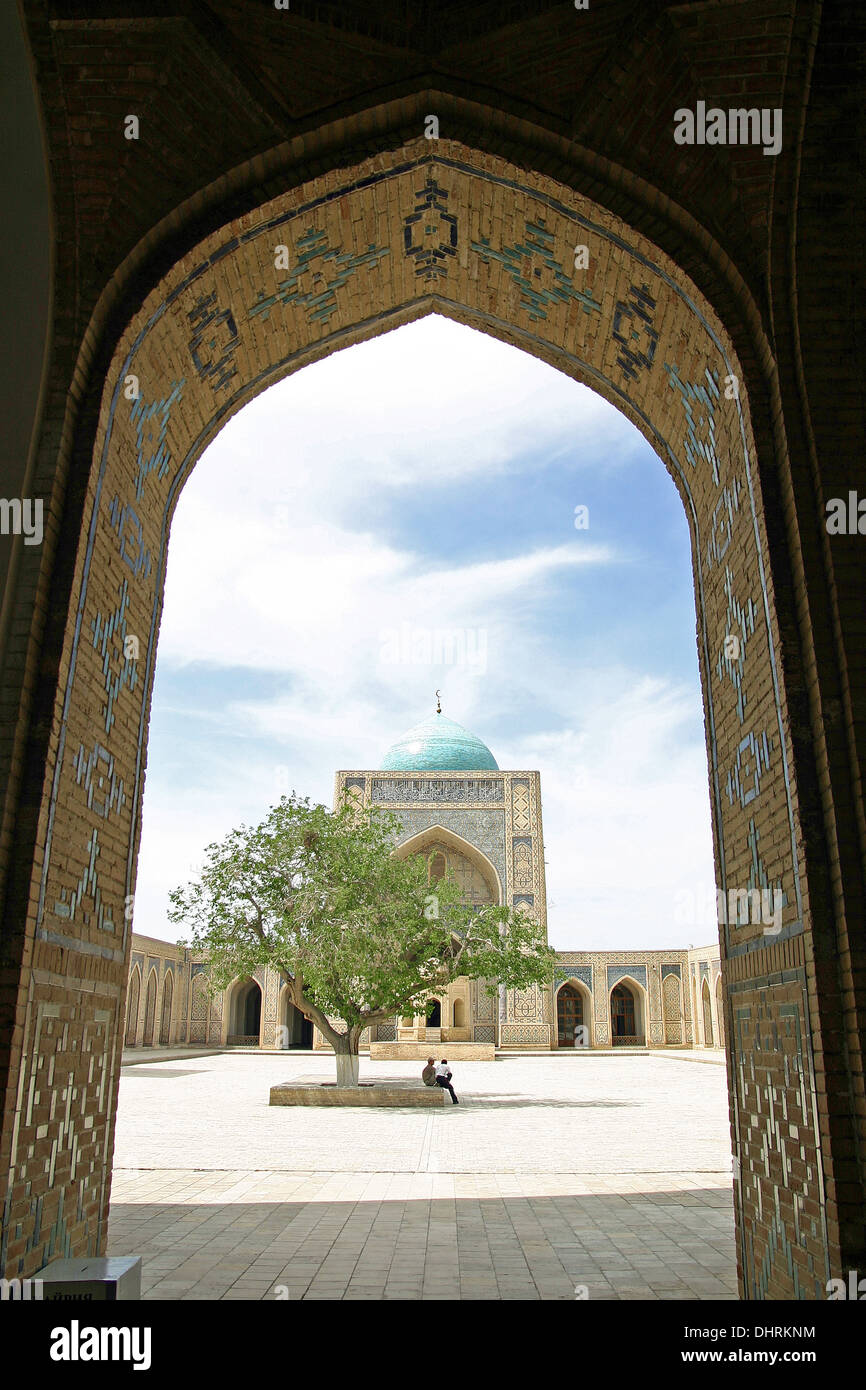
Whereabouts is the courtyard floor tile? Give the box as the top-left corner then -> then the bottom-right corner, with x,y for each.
108,1052 -> 735,1302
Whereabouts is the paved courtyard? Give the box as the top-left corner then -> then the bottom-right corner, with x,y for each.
107,1051 -> 737,1301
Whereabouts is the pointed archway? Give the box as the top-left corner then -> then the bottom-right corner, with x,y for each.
1,128 -> 857,1299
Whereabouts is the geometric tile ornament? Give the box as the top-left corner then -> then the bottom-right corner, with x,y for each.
187,291 -> 239,394
608,964 -> 647,992
512,780 -> 531,832
89,578 -> 139,735
726,730 -> 773,810
706,475 -> 743,570
733,985 -> 828,1298
716,565 -> 758,723
403,177 -> 458,282
665,362 -> 723,484
107,495 -> 152,582
249,227 -> 390,327
0,995 -> 116,1276
130,381 -> 185,501
53,828 -> 115,932
612,282 -> 658,383
72,741 -> 126,820
471,217 -> 602,323
554,965 -> 593,989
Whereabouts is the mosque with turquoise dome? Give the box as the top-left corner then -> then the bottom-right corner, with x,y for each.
333,700 -> 550,1053
124,704 -> 723,1056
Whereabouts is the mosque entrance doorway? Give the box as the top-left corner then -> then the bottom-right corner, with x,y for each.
557,985 -> 584,1049
611,984 -> 638,1045
279,989 -> 314,1050
227,979 -> 262,1046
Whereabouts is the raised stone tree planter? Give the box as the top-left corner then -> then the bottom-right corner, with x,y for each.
270,1078 -> 448,1107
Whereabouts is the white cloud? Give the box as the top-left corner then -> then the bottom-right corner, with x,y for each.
500,682 -> 718,950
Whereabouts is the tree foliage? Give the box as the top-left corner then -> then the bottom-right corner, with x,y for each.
169,794 -> 555,1059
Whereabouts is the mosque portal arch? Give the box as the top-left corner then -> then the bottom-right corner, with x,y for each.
2,24 -> 862,1289
226,978 -> 262,1047
395,824 -> 502,908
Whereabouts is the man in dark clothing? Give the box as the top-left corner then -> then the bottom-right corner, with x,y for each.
435,1058 -> 459,1104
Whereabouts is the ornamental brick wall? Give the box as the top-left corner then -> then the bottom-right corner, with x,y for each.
0,2 -> 863,1302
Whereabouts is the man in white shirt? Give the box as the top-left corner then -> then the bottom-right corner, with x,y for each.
434,1058 -> 459,1104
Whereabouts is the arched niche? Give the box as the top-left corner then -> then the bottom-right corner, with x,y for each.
393,824 -> 502,907
555,978 -> 593,1049
609,976 -> 648,1047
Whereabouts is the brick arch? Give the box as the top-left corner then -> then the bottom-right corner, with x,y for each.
394,823 -> 502,907
608,975 -> 649,1045
554,978 -> 593,1050
3,136 -> 835,1298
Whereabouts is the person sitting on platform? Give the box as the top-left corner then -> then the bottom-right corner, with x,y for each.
435,1058 -> 459,1104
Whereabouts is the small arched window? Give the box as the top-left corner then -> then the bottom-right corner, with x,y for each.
429,851 -> 447,883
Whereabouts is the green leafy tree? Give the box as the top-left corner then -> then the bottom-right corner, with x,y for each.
169,793 -> 555,1085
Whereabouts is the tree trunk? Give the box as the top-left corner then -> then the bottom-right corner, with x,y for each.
334,1049 -> 360,1087
332,1028 -> 361,1087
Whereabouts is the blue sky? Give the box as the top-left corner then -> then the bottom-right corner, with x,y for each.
134,315 -> 718,950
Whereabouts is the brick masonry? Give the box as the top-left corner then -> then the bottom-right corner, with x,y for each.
0,3 -> 863,1301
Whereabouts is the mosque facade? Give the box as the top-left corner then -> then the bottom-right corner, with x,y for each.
124,711 -> 723,1054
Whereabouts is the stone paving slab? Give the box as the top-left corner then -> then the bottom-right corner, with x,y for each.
108,1053 -> 736,1301
108,1168 -> 736,1302
113,1052 -> 731,1173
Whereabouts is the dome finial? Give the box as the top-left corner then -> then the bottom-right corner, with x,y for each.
435,689 -> 442,714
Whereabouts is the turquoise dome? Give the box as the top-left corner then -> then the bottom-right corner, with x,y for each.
380,713 -> 499,771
